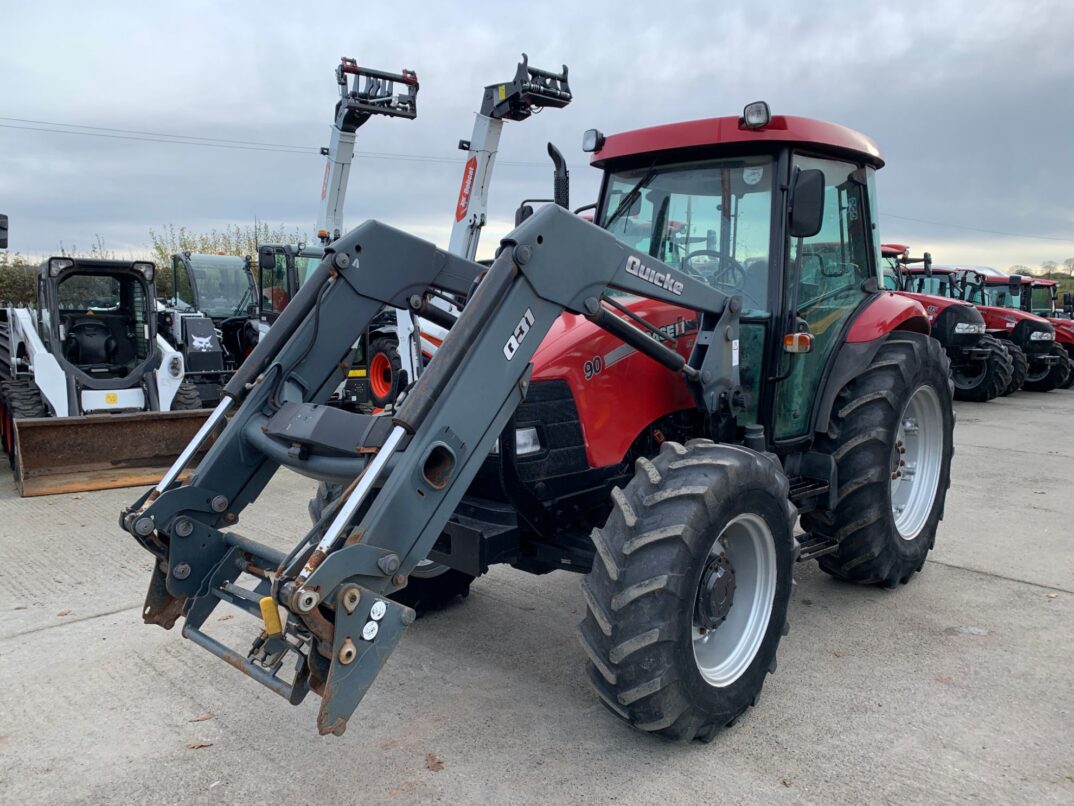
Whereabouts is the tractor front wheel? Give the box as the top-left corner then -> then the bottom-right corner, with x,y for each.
1000,342 -> 1028,395
367,337 -> 403,408
802,332 -> 954,587
952,334 -> 1013,402
308,481 -> 473,614
578,440 -> 797,742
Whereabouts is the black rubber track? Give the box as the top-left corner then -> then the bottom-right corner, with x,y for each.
171,381 -> 203,411
802,332 -> 954,588
1000,342 -> 1028,396
0,379 -> 47,468
952,334 -> 1013,402
367,337 -> 403,408
578,440 -> 798,742
308,480 -> 473,614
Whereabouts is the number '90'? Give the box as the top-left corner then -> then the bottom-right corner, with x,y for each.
583,355 -> 603,380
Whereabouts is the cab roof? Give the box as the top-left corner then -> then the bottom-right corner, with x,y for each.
591,114 -> 883,169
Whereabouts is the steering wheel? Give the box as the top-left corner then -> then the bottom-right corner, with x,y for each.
681,249 -> 747,287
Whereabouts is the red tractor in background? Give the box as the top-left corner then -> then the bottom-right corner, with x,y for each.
955,270 -> 1067,391
897,264 -> 1059,393
1017,275 -> 1074,389
882,244 -> 1011,401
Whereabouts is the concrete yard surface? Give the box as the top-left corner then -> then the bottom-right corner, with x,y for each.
0,391 -> 1072,805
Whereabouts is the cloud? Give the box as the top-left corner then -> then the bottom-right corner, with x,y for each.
1,0 -> 1072,269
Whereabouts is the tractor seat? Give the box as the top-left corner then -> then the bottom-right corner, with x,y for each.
64,319 -> 117,366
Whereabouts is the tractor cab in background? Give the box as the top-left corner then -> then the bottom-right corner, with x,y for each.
159,252 -> 259,405
256,243 -> 324,326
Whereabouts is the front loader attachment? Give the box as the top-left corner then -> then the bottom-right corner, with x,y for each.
14,410 -> 214,497
118,207 -> 738,736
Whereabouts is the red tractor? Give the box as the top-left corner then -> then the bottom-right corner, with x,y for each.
301,105 -> 957,737
954,270 -> 1064,392
881,244 -> 1011,401
1017,276 -> 1074,389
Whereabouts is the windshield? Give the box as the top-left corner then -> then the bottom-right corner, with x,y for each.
294,249 -> 324,289
965,282 -> 1021,308
600,156 -> 773,314
187,255 -> 255,318
904,273 -> 957,298
1029,285 -> 1054,313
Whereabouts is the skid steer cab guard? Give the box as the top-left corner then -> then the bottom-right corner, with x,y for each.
120,106 -> 948,740
1,257 -> 209,496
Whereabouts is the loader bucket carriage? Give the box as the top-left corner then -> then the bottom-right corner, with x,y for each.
121,107 -> 953,740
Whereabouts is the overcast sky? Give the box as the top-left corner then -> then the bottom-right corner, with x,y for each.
2,0 -> 1072,269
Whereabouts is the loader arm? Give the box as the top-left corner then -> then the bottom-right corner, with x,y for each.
120,205 -> 740,736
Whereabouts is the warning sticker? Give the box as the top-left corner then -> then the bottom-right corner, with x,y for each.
732,339 -> 740,366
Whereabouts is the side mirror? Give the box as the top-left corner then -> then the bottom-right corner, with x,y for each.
515,204 -> 535,226
0,214 -> 7,249
1008,274 -> 1022,296
1063,291 -> 1073,311
789,169 -> 825,239
258,245 -> 276,272
923,252 -> 932,277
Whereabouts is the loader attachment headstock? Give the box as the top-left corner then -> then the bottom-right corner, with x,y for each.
480,53 -> 571,122
120,205 -> 740,736
334,58 -> 419,132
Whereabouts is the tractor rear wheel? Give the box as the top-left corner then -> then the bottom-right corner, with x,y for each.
367,337 -> 403,408
802,332 -> 954,588
308,481 -> 474,614
171,381 -> 202,411
578,440 -> 797,741
1000,342 -> 1028,395
952,334 -> 1013,402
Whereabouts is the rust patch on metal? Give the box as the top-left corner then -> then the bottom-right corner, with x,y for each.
301,549 -> 327,578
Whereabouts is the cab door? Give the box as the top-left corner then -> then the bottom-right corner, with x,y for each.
773,156 -> 876,440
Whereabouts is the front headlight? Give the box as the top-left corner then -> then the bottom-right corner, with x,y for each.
489,426 -> 542,457
1029,330 -> 1054,341
953,322 -> 985,334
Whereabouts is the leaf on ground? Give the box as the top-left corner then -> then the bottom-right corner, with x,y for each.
833,650 -> 844,657
424,752 -> 444,772
1046,593 -> 1058,600
188,713 -> 214,723
781,779 -> 792,787
186,741 -> 213,750
57,610 -> 73,617
217,614 -> 234,621
389,781 -> 417,797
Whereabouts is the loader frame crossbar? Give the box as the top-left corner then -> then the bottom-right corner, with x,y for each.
121,205 -> 741,735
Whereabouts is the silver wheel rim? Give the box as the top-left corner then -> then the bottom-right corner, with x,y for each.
412,558 -> 449,579
692,513 -> 776,687
890,384 -> 943,540
952,361 -> 987,390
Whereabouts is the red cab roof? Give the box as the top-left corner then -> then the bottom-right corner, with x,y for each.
881,243 -> 909,258
591,114 -> 883,168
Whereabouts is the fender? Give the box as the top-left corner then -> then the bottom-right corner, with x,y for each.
845,292 -> 930,343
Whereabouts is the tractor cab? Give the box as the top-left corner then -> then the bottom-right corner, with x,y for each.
1019,277 -> 1064,318
38,257 -> 158,390
256,243 -> 325,324
582,108 -> 908,441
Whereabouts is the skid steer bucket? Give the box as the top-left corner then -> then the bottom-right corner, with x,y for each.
14,410 -> 216,497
